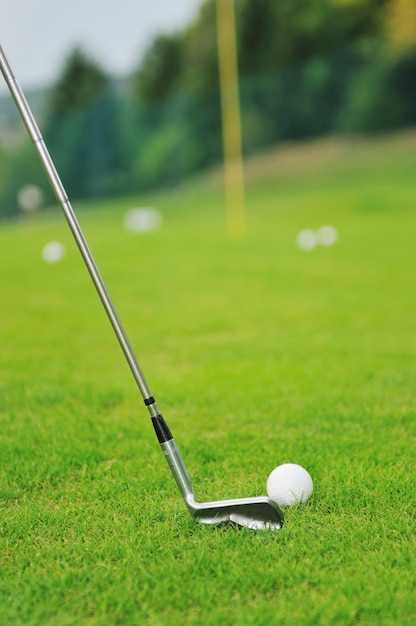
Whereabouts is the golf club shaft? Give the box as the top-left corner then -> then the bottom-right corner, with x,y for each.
0,45 -> 159,417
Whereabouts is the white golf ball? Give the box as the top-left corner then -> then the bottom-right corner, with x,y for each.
123,207 -> 163,233
42,241 -> 66,263
267,463 -> 313,507
316,225 -> 338,246
17,184 -> 44,213
296,229 -> 317,251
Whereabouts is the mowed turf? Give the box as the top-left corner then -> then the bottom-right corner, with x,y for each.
0,132 -> 415,625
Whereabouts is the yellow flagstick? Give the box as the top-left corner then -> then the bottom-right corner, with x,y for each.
216,0 -> 246,239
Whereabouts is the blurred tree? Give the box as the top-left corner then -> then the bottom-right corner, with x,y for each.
48,48 -> 109,113
44,48 -> 125,199
180,0 -> 220,95
131,1 -> 222,188
132,1 -> 220,99
238,0 -> 389,73
133,35 -> 183,102
340,46 -> 416,131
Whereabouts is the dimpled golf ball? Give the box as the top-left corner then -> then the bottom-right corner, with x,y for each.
267,463 -> 313,507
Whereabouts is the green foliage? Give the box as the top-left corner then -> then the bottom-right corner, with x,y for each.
135,122 -> 187,187
240,47 -> 360,151
341,46 -> 416,131
44,49 -> 127,200
130,88 -> 222,189
134,35 -> 183,102
180,0 -> 219,96
48,47 -> 109,113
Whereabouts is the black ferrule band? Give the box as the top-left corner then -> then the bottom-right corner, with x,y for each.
144,396 -> 155,406
152,414 -> 174,443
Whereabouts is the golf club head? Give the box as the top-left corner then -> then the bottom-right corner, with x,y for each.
158,435 -> 284,531
186,495 -> 284,531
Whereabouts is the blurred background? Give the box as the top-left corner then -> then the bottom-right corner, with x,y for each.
0,0 -> 415,219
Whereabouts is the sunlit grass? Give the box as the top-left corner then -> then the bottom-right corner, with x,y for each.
0,132 -> 415,625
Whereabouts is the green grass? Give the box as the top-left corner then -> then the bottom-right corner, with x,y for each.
1,131 -> 415,625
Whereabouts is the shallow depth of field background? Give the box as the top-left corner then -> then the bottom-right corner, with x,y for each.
0,1 -> 415,625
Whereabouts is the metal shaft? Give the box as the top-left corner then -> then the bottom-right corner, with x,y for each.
0,45 -> 159,418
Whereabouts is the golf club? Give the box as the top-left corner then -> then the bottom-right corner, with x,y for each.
0,45 -> 283,531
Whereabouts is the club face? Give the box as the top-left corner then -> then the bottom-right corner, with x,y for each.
187,496 -> 284,531
159,439 -> 284,531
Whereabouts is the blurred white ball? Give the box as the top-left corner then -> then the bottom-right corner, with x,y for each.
42,241 -> 66,264
296,229 -> 317,251
267,463 -> 314,507
316,225 -> 338,246
123,207 -> 163,233
17,184 -> 44,213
